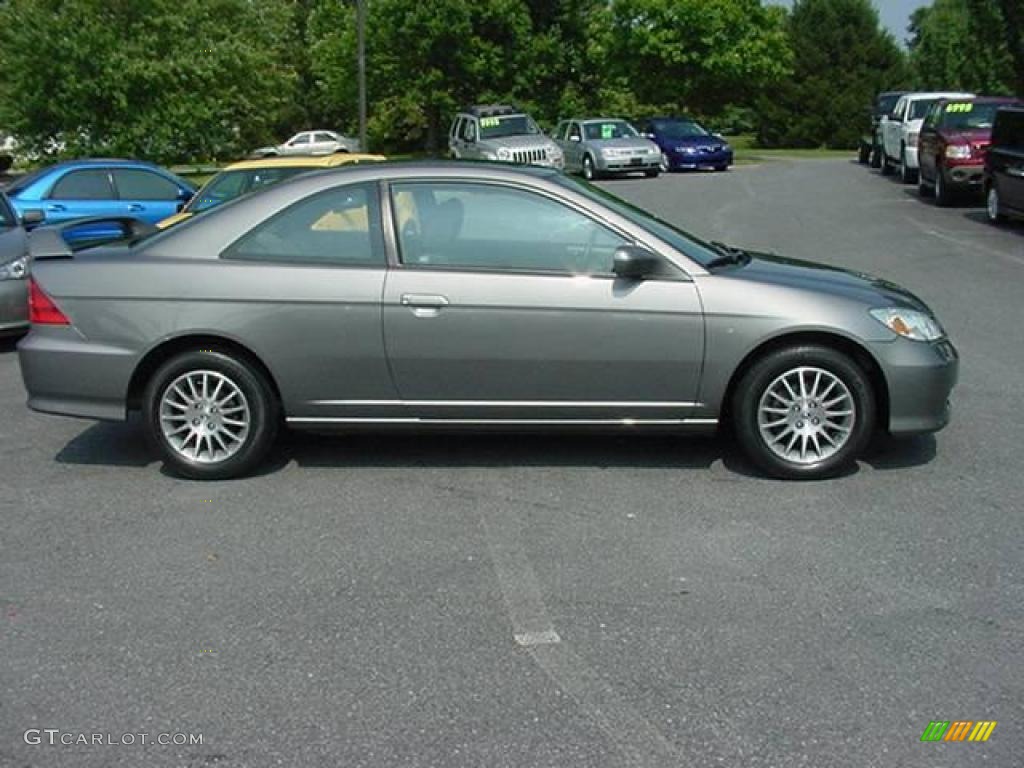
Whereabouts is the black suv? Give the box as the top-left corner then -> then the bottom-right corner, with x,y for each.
985,106 -> 1024,224
859,91 -> 907,167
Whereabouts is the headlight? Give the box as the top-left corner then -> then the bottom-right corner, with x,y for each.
945,144 -> 972,159
870,308 -> 945,342
482,150 -> 499,161
0,255 -> 28,281
548,146 -> 563,160
907,132 -> 919,147
720,143 -> 731,152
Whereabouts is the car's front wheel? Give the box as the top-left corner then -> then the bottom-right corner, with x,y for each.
582,155 -> 597,181
899,147 -> 918,184
644,168 -> 660,178
144,349 -> 279,480
934,167 -> 952,207
733,345 -> 875,480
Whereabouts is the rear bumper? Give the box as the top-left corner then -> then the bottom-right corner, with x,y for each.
0,279 -> 28,334
18,326 -> 136,421
872,337 -> 959,435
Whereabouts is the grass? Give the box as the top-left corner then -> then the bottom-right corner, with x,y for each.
726,134 -> 853,165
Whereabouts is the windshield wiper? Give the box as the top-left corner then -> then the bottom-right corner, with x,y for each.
706,241 -> 751,269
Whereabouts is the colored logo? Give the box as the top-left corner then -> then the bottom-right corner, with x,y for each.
920,720 -> 997,742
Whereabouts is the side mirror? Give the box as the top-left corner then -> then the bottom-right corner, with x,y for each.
612,245 -> 661,280
21,209 -> 45,227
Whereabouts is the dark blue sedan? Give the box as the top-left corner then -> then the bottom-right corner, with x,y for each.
6,159 -> 195,239
637,117 -> 734,172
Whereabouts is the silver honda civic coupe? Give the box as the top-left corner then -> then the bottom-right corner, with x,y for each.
18,162 -> 958,480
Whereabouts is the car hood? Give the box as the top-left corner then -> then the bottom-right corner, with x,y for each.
0,225 -> 27,263
587,137 -> 658,151
724,250 -> 931,311
482,135 -> 557,150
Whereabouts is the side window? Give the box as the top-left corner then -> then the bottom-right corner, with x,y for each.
49,170 -> 115,200
223,182 -> 384,267
451,118 -> 463,139
460,119 -> 478,142
391,182 -> 627,275
314,132 -> 335,143
113,169 -> 180,200
569,122 -> 582,141
291,134 -> 310,145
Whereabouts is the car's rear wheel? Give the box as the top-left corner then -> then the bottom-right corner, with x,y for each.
880,150 -> 893,175
858,144 -> 871,164
870,145 -> 882,169
715,165 -> 728,172
144,349 -> 279,480
987,184 -> 1007,223
899,147 -> 917,184
918,172 -> 934,198
733,345 -> 875,480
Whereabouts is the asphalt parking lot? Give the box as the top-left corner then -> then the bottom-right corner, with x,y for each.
2,158 -> 1022,768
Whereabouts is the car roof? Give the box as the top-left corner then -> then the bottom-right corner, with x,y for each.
222,154 -> 387,172
459,105 -> 521,118
904,92 -> 974,101
579,117 -> 630,124
934,96 -> 1021,105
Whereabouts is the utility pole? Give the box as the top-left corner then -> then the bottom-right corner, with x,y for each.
357,0 -> 367,152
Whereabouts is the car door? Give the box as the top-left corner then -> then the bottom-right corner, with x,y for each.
283,133 -> 311,156
551,121 -> 569,166
380,180 -> 705,423
311,132 -> 337,155
460,119 -> 480,159
885,98 -> 906,159
566,122 -> 584,170
995,111 -> 1024,211
43,168 -> 118,224
112,168 -> 192,225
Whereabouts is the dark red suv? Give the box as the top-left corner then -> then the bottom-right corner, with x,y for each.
917,96 -> 1021,205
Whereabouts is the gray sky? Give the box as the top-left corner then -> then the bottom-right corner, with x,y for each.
769,0 -> 932,44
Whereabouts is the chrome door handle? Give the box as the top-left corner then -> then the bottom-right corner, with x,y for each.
401,294 -> 449,308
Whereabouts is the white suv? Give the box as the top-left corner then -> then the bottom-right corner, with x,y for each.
881,92 -> 974,183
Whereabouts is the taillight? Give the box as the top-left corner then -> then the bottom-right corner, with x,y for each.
28,277 -> 70,325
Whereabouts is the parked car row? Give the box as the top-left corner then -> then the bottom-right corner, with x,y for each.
860,91 -> 1024,222
448,105 -> 733,179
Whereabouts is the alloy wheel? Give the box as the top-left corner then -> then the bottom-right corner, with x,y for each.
987,187 -> 1002,222
159,370 -> 251,463
757,366 -> 855,465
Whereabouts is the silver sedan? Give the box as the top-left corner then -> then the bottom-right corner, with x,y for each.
19,162 -> 957,480
0,192 -> 28,335
553,119 -> 661,179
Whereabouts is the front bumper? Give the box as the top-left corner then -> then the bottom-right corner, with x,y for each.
596,154 -> 660,173
942,162 -> 985,190
0,279 -> 28,335
872,336 -> 959,435
666,149 -> 733,170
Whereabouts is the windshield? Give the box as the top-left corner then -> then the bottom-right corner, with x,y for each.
479,114 -> 541,140
909,99 -> 937,120
940,102 -> 1006,131
187,167 -> 310,213
583,121 -> 637,141
554,175 -> 719,267
651,119 -> 709,139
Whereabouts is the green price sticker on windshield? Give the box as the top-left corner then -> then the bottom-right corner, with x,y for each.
601,124 -> 614,139
946,103 -> 974,114
480,117 -> 500,128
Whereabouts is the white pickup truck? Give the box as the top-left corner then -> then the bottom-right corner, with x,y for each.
881,91 -> 974,183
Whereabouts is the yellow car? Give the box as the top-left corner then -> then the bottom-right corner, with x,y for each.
157,153 -> 387,229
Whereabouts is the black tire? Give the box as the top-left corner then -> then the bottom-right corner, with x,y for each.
143,349 -> 279,480
918,173 -> 934,198
880,150 -> 893,176
986,183 -> 1007,224
732,345 -> 876,480
714,164 -> 729,172
582,154 -> 598,181
870,145 -> 882,169
858,144 -> 871,164
644,168 -> 660,178
934,167 -> 952,207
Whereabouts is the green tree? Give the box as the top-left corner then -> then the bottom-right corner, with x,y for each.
604,0 -> 792,118
908,0 -> 1014,94
757,0 -> 908,149
0,0 -> 298,162
309,0 -> 534,153
965,0 -> 1024,96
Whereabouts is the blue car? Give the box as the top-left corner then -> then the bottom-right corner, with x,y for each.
636,117 -> 734,172
5,159 -> 195,239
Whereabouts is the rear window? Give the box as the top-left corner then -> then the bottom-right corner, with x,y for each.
992,110 -> 1024,149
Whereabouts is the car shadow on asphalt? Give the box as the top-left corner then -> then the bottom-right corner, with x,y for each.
962,209 -> 1022,232
53,421 -> 939,479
